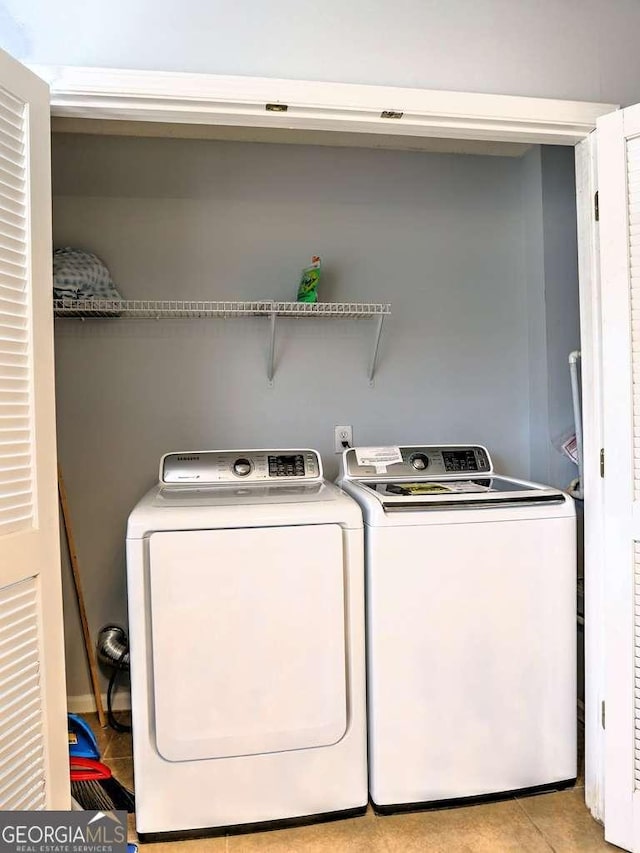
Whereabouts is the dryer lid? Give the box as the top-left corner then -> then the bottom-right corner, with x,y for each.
152,481 -> 336,507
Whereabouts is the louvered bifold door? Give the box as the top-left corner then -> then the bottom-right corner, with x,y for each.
598,104 -> 640,852
0,578 -> 46,810
0,84 -> 32,533
0,50 -> 69,810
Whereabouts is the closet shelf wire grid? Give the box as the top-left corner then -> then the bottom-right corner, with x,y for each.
53,299 -> 391,319
53,299 -> 391,384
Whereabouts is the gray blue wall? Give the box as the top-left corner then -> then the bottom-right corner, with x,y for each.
51,133 -> 578,702
540,147 -> 581,489
3,0 -> 640,105
522,146 -> 580,487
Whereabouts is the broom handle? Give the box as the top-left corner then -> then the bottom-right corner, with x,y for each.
58,467 -> 107,727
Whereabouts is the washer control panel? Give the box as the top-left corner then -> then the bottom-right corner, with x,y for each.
344,445 -> 492,480
161,449 -> 322,485
441,448 -> 488,473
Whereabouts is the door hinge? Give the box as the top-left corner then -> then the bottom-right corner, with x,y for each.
602,700 -> 606,729
595,190 -> 599,221
600,448 -> 605,478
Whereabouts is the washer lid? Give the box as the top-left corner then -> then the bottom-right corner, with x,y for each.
359,476 -> 566,510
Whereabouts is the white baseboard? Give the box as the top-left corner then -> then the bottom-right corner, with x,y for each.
67,691 -> 131,714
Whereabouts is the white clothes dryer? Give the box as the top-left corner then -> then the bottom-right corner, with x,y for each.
338,444 -> 576,813
127,449 -> 367,840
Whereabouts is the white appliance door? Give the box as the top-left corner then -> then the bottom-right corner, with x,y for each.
598,102 -> 640,852
149,524 -> 347,761
0,51 -> 69,808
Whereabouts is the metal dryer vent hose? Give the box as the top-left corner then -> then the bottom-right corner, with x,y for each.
97,625 -> 132,734
97,624 -> 130,670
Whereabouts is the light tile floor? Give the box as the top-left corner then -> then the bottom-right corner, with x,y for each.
86,715 -> 615,851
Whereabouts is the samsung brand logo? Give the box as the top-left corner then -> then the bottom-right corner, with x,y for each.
175,455 -> 199,462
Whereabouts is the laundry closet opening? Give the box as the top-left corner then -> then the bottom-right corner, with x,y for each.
49,126 -> 583,719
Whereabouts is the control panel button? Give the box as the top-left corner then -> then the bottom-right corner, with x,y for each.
233,458 -> 252,477
476,450 -> 489,470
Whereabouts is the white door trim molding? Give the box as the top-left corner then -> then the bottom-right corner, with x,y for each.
32,61 -> 613,826
575,133 -> 605,824
32,65 -> 616,147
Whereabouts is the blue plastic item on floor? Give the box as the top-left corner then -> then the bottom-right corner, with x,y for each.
127,845 -> 138,852
67,713 -> 100,760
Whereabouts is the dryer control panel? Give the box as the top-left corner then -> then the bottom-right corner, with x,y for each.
343,445 -> 492,480
161,449 -> 322,485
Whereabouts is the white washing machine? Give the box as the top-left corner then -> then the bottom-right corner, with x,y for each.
126,449 -> 367,840
338,444 -> 576,812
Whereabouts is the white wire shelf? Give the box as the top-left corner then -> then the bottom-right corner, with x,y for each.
53,299 -> 391,319
53,298 -> 391,384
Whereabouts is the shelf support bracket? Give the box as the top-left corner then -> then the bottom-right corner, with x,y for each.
267,303 -> 277,386
368,315 -> 385,385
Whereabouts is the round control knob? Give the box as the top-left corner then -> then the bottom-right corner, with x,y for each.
233,458 -> 252,477
410,453 -> 429,471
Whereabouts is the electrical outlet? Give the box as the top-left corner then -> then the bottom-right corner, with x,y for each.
334,425 -> 353,454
